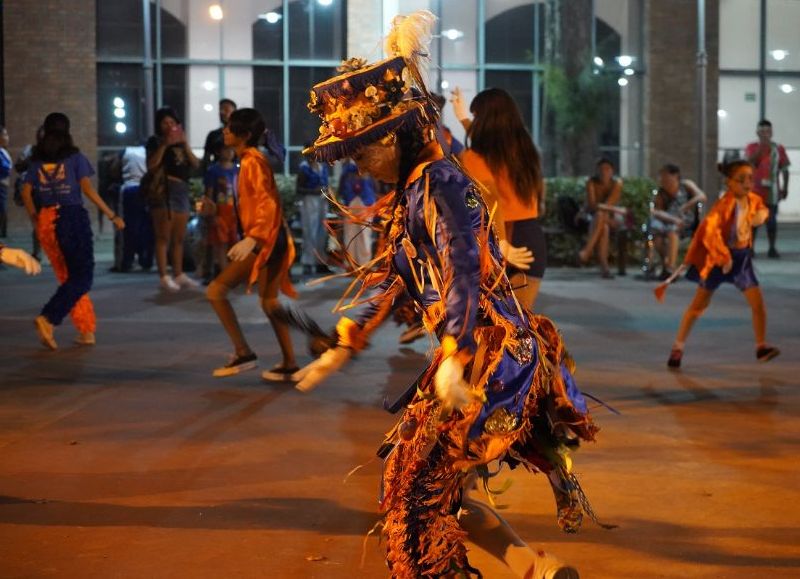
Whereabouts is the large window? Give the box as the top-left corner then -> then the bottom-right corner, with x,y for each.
719,0 -> 800,218
96,0 -> 347,173
97,0 -> 643,178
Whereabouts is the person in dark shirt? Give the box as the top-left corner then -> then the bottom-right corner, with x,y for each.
202,98 -> 237,172
145,106 -> 200,292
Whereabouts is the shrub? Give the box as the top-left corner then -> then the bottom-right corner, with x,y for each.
542,176 -> 658,265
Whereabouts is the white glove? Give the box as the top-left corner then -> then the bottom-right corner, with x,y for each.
1,247 -> 41,275
450,87 -> 469,122
434,354 -> 470,410
227,236 -> 258,261
498,239 -> 534,271
294,346 -> 352,393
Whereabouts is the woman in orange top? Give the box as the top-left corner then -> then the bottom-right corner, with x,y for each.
453,87 -> 545,309
206,108 -> 298,380
667,160 -> 779,368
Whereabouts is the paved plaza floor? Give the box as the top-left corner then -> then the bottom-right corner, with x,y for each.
0,228 -> 798,578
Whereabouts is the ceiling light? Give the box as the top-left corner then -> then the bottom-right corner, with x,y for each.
779,83 -> 795,94
259,11 -> 282,24
717,109 -> 728,118
113,108 -> 126,119
202,80 -> 216,91
624,68 -> 634,76
113,97 -> 125,108
442,29 -> 464,41
617,78 -> 629,87
770,49 -> 788,61
317,0 -> 333,6
209,4 -> 223,20
440,80 -> 450,90
203,103 -> 214,112
115,122 -> 127,134
593,56 -> 604,67
615,55 -> 634,67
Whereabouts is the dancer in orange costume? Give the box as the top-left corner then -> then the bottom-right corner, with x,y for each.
205,108 -> 298,380
658,159 -> 780,368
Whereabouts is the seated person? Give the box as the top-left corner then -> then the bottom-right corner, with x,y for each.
649,163 -> 707,280
578,157 -> 628,278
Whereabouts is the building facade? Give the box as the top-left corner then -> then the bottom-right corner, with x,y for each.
2,0 -> 798,219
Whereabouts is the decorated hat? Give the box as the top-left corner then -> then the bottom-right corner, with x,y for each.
304,11 -> 438,163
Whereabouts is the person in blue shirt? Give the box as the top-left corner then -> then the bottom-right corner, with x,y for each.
0,126 -> 11,238
296,149 -> 331,275
202,146 -> 240,281
20,113 -> 124,350
337,158 -> 376,268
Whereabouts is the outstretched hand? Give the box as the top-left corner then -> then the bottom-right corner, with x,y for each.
498,239 -> 534,271
294,346 -> 352,393
0,247 -> 41,275
227,236 -> 258,261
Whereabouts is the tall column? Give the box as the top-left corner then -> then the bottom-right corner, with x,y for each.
644,0 -> 719,197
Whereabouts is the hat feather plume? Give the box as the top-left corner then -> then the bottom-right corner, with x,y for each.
384,10 -> 437,89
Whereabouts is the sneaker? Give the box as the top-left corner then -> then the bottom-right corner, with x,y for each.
767,248 -> 780,259
524,551 -> 580,579
756,346 -> 780,362
667,348 -> 682,369
74,332 -> 96,346
212,352 -> 258,377
399,322 -> 427,344
262,364 -> 300,383
34,315 -> 58,350
174,273 -> 200,288
160,275 -> 180,292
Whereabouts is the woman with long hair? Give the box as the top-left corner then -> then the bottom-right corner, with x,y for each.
661,160 -> 780,368
20,112 -> 124,349
205,108 -> 299,381
145,107 -> 200,292
454,87 -> 546,309
578,157 -> 626,278
293,12 -> 598,578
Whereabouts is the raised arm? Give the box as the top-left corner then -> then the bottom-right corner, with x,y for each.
681,178 -> 707,210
